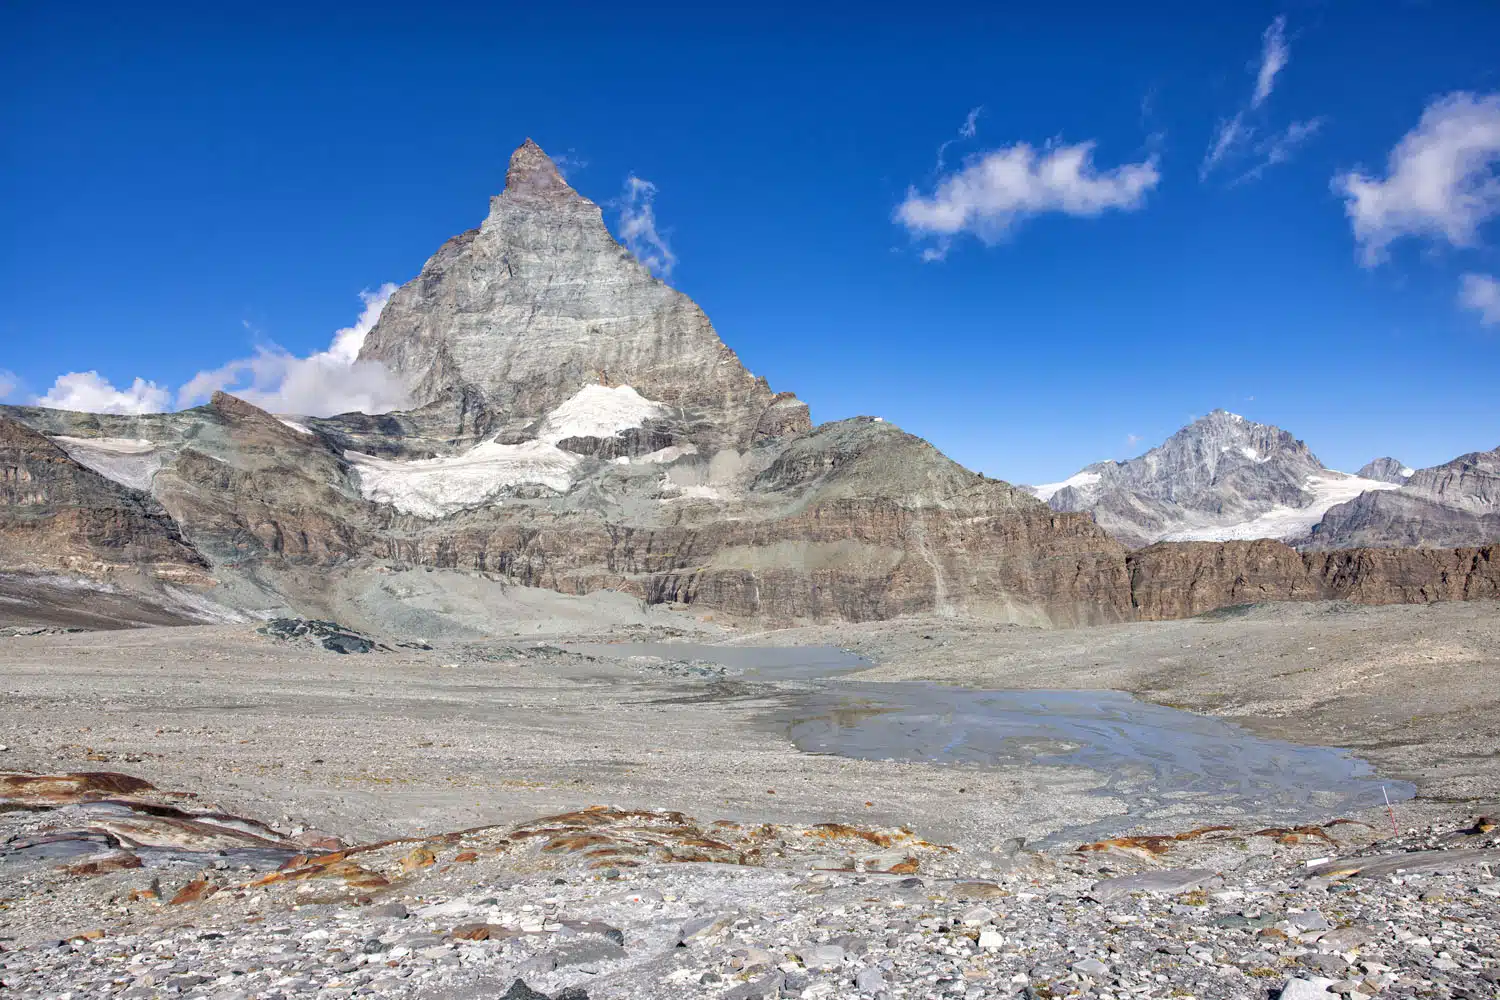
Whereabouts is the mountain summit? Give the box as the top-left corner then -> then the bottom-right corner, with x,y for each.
358,139 -> 806,450
1033,411 -> 1400,547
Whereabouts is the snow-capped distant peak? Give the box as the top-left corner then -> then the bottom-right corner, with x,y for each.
1030,469 -> 1103,502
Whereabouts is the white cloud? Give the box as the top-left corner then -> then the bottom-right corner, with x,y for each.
178,283 -> 408,416
617,175 -> 676,278
1126,433 -> 1142,448
1201,16 -> 1319,183
1460,272 -> 1500,325
1201,113 -> 1248,180
1333,92 -> 1500,266
37,372 -> 172,414
0,370 -> 17,402
1252,15 -> 1289,109
897,140 -> 1160,250
959,106 -> 982,139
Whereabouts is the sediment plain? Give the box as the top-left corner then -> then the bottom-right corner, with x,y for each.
1,592 -> 1497,999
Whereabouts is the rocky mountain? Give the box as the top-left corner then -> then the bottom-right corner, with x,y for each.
1306,444 -> 1500,550
1357,457 -> 1413,485
1032,411 -> 1400,548
358,140 -> 809,452
0,140 -> 1494,631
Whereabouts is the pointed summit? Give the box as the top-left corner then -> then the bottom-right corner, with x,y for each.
504,138 -> 571,199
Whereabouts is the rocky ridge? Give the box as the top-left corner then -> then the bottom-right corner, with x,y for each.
1307,445 -> 1500,551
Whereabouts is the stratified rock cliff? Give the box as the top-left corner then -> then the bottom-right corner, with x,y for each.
1306,445 -> 1500,550
1128,540 -> 1498,619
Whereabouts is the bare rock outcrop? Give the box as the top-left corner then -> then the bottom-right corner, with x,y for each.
0,416 -> 208,581
1307,445 -> 1500,550
1129,539 -> 1498,620
358,139 -> 808,451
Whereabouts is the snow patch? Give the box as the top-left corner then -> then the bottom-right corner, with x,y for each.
537,384 -> 668,444
1239,446 -> 1263,461
348,383 -> 669,519
49,436 -> 167,493
1030,470 -> 1103,502
1400,467 -> 1414,478
278,419 -> 313,435
613,444 -> 698,466
1160,473 -> 1402,543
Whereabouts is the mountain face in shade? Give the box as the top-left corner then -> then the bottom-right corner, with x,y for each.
357,140 -> 808,452
1307,445 -> 1500,549
1032,411 -> 1399,548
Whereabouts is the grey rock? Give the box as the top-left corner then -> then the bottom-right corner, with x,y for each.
1308,445 -> 1500,549
554,936 -> 626,967
678,911 -> 738,946
855,966 -> 886,992
1357,457 -> 1412,485
501,981 -> 552,1000
1089,868 -> 1223,904
801,943 -> 846,969
1071,958 -> 1110,979
723,972 -> 786,1000
1279,977 -> 1338,1000
1288,909 -> 1331,931
1316,926 -> 1374,952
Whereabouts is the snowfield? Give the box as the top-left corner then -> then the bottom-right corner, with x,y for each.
348,384 -> 674,518
1029,470 -> 1102,502
49,436 -> 168,493
1159,472 -> 1402,543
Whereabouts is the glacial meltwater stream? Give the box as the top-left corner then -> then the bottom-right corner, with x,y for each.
566,641 -> 1415,841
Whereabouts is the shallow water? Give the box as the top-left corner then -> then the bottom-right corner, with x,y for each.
564,640 -> 1414,837
782,683 -> 1415,838
563,641 -> 872,681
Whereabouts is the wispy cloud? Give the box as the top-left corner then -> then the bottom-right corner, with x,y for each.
1460,272 -> 1500,325
34,285 -> 410,418
617,175 -> 676,279
1126,433 -> 1142,448
1251,16 -> 1289,109
0,370 -> 17,402
937,106 -> 985,171
1201,15 -> 1319,183
897,140 -> 1160,258
1333,92 -> 1500,266
37,372 -> 172,414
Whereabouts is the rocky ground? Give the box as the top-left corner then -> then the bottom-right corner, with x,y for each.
1,597 -> 1498,998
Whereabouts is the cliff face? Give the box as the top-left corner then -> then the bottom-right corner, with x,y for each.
0,416 -> 208,581
1307,445 -> 1500,550
1129,539 -> 1498,620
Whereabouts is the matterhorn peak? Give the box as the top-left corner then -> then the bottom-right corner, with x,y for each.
503,138 -> 573,201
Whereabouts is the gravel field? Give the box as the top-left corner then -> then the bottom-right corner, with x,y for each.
2,597 -> 1497,999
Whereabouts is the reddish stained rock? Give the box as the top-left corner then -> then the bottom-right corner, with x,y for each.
169,879 -> 219,904
61,850 -> 143,876
0,771 -> 156,804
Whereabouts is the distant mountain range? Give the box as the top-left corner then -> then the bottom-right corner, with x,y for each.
1,141 -> 1495,631
1029,411 -> 1499,550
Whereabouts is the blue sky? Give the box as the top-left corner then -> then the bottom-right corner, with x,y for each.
2,1 -> 1498,485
